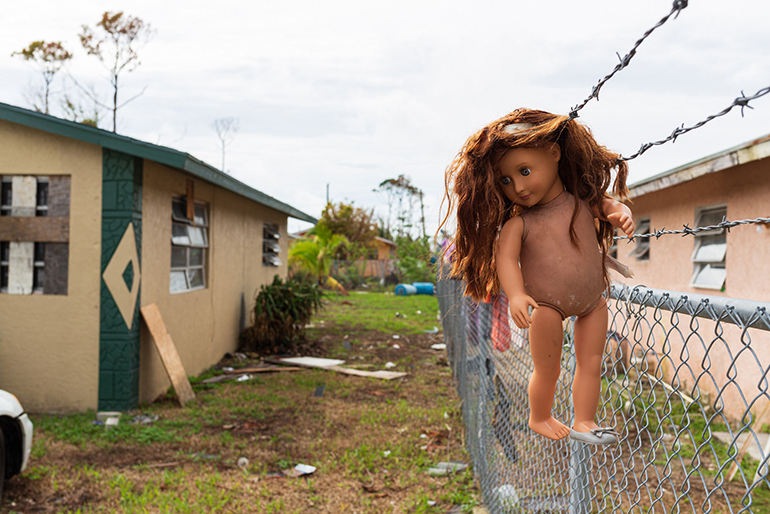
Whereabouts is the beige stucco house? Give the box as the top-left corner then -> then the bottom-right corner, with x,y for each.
613,133 -> 770,421
0,102 -> 316,413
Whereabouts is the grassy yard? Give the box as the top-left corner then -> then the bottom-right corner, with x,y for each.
1,292 -> 478,513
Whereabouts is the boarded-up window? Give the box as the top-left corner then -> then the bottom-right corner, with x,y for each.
0,175 -> 69,295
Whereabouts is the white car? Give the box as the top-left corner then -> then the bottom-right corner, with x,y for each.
0,390 -> 33,503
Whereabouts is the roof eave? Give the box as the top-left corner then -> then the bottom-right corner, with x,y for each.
0,102 -> 318,224
629,133 -> 770,199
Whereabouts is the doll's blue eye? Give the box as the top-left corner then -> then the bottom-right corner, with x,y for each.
500,176 -> 511,185
520,168 -> 531,176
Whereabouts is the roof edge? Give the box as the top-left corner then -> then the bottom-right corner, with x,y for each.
629,133 -> 770,198
0,102 -> 318,223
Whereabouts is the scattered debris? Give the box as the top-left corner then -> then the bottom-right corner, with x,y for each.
236,374 -> 251,382
274,357 -> 345,368
392,344 -> 400,349
428,461 -> 468,476
96,411 -> 122,422
427,500 -> 437,506
282,463 -> 316,477
270,357 -> 407,380
384,362 -> 397,369
431,343 -> 447,350
130,414 -> 159,425
225,365 -> 304,374
496,485 -> 520,509
237,457 -> 249,469
146,462 -> 179,469
223,421 -> 268,433
383,450 -> 391,457
190,453 -> 219,461
343,340 -> 352,351
416,310 -> 422,314
314,384 -> 326,397
424,326 -> 440,334
392,335 -> 400,339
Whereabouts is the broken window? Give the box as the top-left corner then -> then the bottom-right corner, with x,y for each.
263,222 -> 282,267
0,175 -> 69,295
690,206 -> 727,290
627,217 -> 650,261
170,197 -> 208,293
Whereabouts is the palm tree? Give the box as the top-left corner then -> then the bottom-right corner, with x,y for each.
289,223 -> 347,287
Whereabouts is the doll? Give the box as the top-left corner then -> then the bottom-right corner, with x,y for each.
441,109 -> 635,445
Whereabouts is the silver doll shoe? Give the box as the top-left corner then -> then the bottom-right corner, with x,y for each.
569,427 -> 618,445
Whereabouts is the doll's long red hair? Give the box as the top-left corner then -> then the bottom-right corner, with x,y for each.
439,108 -> 629,301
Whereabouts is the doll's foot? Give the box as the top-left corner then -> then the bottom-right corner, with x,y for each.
529,417 -> 570,440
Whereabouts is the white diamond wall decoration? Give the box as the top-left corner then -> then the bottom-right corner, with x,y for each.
103,222 -> 142,329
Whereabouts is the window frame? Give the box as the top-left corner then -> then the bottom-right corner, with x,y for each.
169,197 -> 209,294
262,222 -> 282,267
689,205 -> 727,290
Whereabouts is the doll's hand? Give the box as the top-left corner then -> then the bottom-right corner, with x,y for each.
607,212 -> 635,238
509,294 -> 539,329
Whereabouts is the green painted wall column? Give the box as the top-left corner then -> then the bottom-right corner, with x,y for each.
99,148 -> 143,410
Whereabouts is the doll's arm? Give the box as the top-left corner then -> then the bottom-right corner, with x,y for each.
496,217 -> 539,329
592,197 -> 635,237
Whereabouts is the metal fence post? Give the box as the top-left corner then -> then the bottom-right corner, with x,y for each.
569,441 -> 592,514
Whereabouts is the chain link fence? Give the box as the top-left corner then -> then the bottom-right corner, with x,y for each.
437,273 -> 770,513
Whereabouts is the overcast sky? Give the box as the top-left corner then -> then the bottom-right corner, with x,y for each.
2,0 -> 769,235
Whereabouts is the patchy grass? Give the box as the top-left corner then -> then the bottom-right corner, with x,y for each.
1,292 -> 477,513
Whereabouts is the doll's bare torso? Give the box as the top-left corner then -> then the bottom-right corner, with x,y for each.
519,190 -> 605,319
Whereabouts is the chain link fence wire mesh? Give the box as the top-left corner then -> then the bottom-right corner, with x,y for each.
437,272 -> 770,513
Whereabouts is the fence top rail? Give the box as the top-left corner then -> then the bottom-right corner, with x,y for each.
610,284 -> 770,332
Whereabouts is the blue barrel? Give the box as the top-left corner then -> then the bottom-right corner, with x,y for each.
394,284 -> 417,296
412,282 -> 435,295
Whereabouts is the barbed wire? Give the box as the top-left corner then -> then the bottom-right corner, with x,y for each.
568,0 -> 689,120
618,86 -> 770,162
614,215 -> 770,241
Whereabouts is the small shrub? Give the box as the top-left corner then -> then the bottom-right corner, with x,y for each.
239,275 -> 323,354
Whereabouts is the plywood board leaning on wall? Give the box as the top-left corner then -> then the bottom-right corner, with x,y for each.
140,303 -> 196,406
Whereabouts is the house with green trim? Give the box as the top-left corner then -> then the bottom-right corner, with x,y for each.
0,102 -> 316,412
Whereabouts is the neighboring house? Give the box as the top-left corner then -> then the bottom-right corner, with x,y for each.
0,102 -> 316,413
291,231 -> 397,279
613,133 -> 770,421
363,236 -> 397,278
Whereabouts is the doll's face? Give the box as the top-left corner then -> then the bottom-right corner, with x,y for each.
497,145 -> 563,208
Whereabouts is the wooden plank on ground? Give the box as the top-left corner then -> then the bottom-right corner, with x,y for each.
0,216 -> 70,242
140,303 -> 196,406
224,365 -> 304,374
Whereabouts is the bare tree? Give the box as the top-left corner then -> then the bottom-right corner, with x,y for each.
212,118 -> 239,173
375,175 -> 425,239
78,12 -> 154,132
12,41 -> 73,114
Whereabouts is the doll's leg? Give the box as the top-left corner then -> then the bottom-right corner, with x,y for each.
528,306 -> 571,440
572,298 -> 608,433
